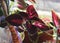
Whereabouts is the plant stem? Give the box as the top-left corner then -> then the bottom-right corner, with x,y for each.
53,27 -> 58,43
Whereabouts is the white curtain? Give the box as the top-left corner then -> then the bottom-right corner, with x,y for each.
35,0 -> 60,12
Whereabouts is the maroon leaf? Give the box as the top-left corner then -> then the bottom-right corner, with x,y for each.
33,21 -> 50,31
6,12 -> 29,26
26,5 -> 38,19
52,10 -> 60,28
6,14 -> 23,26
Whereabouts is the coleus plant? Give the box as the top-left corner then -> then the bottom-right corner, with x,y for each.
1,0 -> 60,43
52,10 -> 60,28
5,5 -> 55,43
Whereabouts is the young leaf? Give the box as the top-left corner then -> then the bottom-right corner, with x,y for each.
26,5 -> 38,19
52,10 -> 60,28
33,21 -> 50,31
